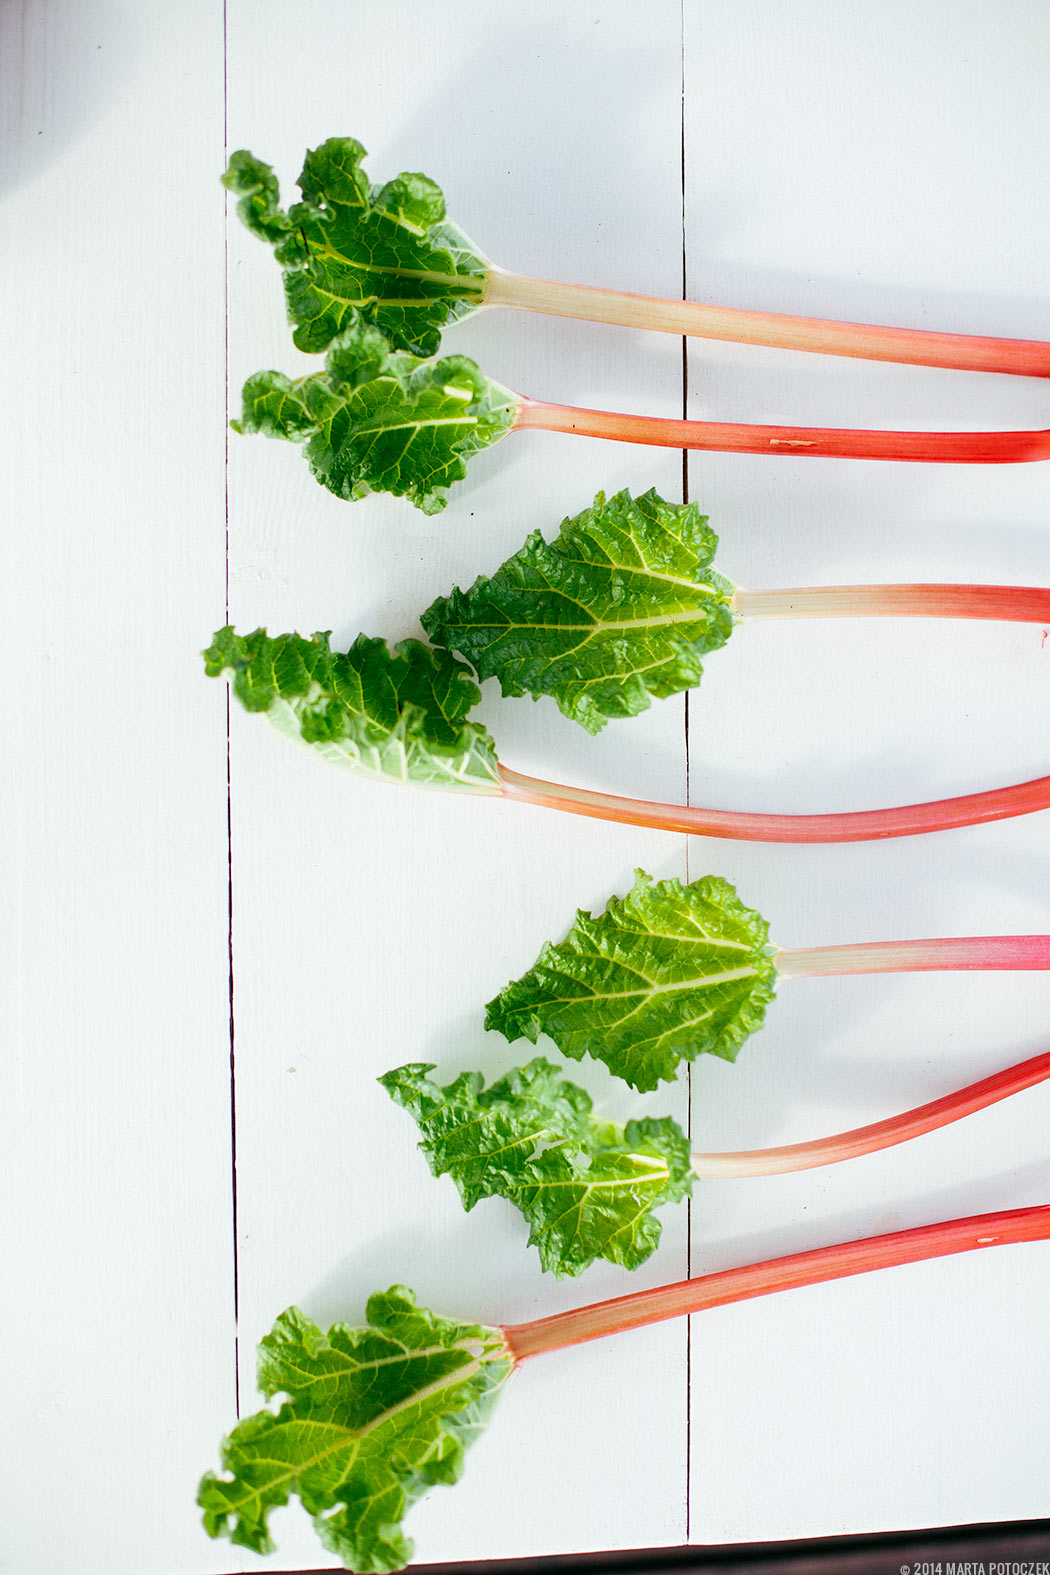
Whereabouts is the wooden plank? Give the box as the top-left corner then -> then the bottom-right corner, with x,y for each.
683,0 -> 1050,1542
224,1 -> 692,1566
0,2 -> 238,1572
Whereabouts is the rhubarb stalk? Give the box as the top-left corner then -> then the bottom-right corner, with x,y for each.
691,1048 -> 1050,1178
733,582 -> 1050,621
231,317 -> 1050,516
775,934 -> 1050,977
496,763 -> 1050,843
486,268 -> 1050,379
382,1043 -> 1050,1274
502,1205 -> 1050,1359
226,141 -> 1050,380
199,1205 -> 1050,1570
207,627 -> 1050,845
513,396 -> 1050,465
485,870 -> 1050,1097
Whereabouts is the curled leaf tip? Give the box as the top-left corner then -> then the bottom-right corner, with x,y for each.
207,625 -> 502,793
228,135 -> 490,357
233,318 -> 519,512
382,1057 -> 693,1276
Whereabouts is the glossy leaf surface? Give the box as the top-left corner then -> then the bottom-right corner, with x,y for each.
233,319 -> 519,513
198,1293 -> 512,1572
424,489 -> 737,731
382,1058 -> 693,1276
205,626 -> 501,792
486,871 -> 778,1090
224,140 -> 490,357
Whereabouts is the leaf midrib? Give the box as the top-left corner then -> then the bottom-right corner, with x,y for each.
231,1342 -> 505,1518
307,242 -> 484,293
531,961 -> 763,1008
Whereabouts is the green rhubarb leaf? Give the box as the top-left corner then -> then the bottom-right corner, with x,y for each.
204,626 -> 501,793
381,1058 -> 693,1277
486,870 -> 778,1091
198,1291 -> 513,1573
233,318 -> 518,513
423,488 -> 738,732
223,138 -> 490,357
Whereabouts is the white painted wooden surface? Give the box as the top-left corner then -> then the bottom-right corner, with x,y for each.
681,1 -> 1050,1541
1,4 -> 237,1574
4,3 -> 1049,1572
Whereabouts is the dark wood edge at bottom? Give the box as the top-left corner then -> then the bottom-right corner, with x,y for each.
264,1518 -> 1050,1575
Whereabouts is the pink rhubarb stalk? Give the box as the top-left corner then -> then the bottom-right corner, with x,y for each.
501,1205 -> 1050,1360
692,1048 -> 1050,1178
496,763 -> 1050,843
775,934 -> 1050,978
733,582 -> 1050,622
486,268 -> 1050,379
513,398 -> 1050,464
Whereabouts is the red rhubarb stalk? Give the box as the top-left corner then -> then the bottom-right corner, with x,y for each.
486,269 -> 1050,379
733,582 -> 1050,621
496,763 -> 1050,843
513,397 -> 1050,464
692,1049 -> 1050,1178
502,1205 -> 1050,1360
